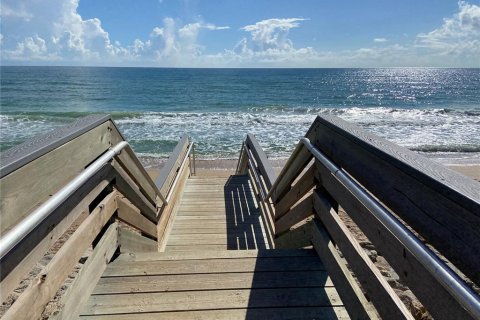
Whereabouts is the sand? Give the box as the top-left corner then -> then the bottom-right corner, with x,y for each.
140,156 -> 480,182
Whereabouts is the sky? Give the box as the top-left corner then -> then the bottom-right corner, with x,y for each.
1,0 -> 479,67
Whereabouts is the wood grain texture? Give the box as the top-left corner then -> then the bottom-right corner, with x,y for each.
82,287 -> 343,315
275,194 -> 313,235
273,145 -> 312,203
315,160 -> 475,320
245,133 -> 277,189
115,249 -> 318,261
0,164 -> 114,303
93,271 -> 333,294
312,219 -> 379,320
165,173 -> 269,251
275,218 -> 313,248
103,256 -> 325,277
157,156 -> 190,251
0,122 -> 111,234
115,146 -> 163,207
119,227 -> 157,253
0,114 -> 111,177
314,189 -> 413,320
79,307 -> 350,320
51,222 -> 119,320
155,135 -> 189,196
275,165 -> 315,219
309,115 -> 480,285
116,196 -> 157,239
111,161 -> 158,222
2,192 -> 118,320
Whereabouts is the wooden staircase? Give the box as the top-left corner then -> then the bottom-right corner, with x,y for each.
3,115 -> 479,319
80,172 -> 349,319
80,249 -> 347,319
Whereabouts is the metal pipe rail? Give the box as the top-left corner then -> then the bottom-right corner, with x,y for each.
279,137 -> 480,319
0,141 -> 167,259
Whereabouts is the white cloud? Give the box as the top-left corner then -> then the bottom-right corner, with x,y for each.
0,2 -> 33,21
241,18 -> 306,52
1,1 -> 479,67
1,0 -> 127,63
415,1 -> 480,58
0,1 -> 229,66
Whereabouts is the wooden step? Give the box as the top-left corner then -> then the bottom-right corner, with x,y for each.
81,249 -> 348,319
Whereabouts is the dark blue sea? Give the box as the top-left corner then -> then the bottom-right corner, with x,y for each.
1,67 -> 479,161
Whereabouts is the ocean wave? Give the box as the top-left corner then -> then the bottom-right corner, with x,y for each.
1,107 -> 479,158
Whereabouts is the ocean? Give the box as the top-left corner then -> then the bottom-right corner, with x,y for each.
1,67 -> 479,162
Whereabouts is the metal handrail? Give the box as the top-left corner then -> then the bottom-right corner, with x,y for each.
293,137 -> 480,318
0,141 -> 129,259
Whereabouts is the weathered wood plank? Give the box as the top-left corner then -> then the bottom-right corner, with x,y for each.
275,218 -> 313,248
155,135 -> 189,196
314,189 -> 413,320
275,194 -> 313,235
93,271 -> 333,294
2,192 -> 118,320
0,122 -> 112,234
116,249 -> 318,261
167,236 -> 267,246
168,233 -> 266,240
315,160 -> 475,320
175,214 -> 259,220
119,227 -> 157,253
157,155 -> 190,251
312,219 -> 379,320
247,169 -> 275,248
111,161 -> 157,222
116,196 -> 157,239
309,114 -> 480,284
0,114 -> 111,177
51,222 -> 119,320
0,165 -> 114,302
245,134 -> 277,189
82,287 -> 343,315
170,227 -> 261,235
272,144 -> 312,203
79,307 -> 350,320
103,256 -> 325,277
236,142 -> 249,175
275,165 -> 315,218
115,147 -> 162,207
164,244 -> 229,251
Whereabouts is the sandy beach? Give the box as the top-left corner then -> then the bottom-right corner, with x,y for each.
140,155 -> 480,182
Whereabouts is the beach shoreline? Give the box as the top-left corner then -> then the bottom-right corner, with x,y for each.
139,152 -> 480,182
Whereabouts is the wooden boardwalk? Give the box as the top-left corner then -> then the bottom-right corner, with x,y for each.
167,173 -> 268,251
80,172 -> 350,319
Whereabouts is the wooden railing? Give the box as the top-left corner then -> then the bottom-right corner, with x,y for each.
241,115 -> 480,320
237,133 -> 277,248
0,115 -> 194,319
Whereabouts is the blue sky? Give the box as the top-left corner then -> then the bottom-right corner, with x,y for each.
1,0 -> 479,67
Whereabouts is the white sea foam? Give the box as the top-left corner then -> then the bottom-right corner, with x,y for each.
114,107 -> 480,157
1,107 -> 479,158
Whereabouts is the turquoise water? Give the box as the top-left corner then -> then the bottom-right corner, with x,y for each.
1,67 -> 479,158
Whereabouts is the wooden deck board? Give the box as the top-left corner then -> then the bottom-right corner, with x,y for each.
82,172 -> 349,319
165,174 -> 267,251
82,287 -> 343,315
93,271 -> 334,294
79,307 -> 350,320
